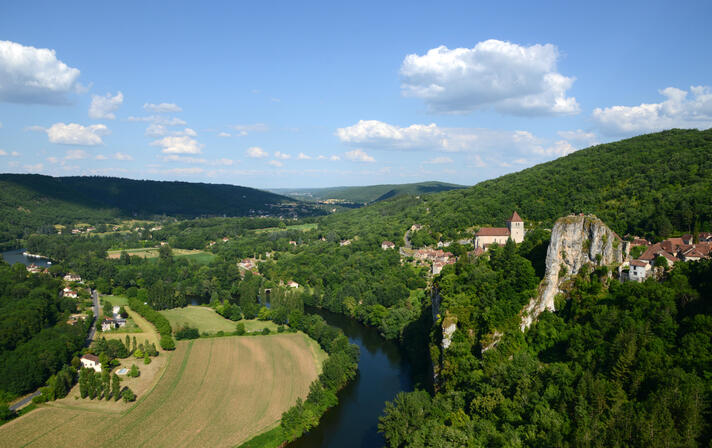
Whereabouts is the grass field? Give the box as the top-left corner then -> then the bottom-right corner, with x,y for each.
159,306 -> 278,334
0,333 -> 324,448
254,223 -> 317,234
106,247 -> 215,264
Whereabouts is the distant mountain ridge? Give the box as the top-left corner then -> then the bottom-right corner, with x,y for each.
271,181 -> 467,204
0,174 -> 316,249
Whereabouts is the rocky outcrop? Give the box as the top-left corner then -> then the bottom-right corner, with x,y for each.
520,214 -> 627,330
441,314 -> 457,350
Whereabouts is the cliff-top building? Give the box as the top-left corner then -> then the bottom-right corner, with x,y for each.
474,211 -> 524,249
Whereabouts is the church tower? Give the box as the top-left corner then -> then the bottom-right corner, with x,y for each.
506,211 -> 524,243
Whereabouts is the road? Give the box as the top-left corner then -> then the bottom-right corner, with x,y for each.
8,391 -> 41,412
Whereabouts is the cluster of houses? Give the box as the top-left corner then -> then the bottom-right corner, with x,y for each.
208,236 -> 232,247
626,233 -> 712,282
26,264 -> 49,274
412,248 -> 456,275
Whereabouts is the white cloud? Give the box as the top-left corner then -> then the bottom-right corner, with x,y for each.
274,151 -> 291,160
218,132 -> 231,137
95,154 -> 107,160
0,150 -> 6,156
337,120 -> 447,150
180,128 -> 197,136
145,123 -> 166,137
162,155 -> 234,166
46,156 -> 58,163
128,115 -> 186,126
89,91 -> 123,119
592,85 -> 712,135
423,156 -> 453,164
11,151 -> 19,157
297,152 -> 311,160
246,146 -> 268,158
45,123 -> 109,146
231,123 -> 269,136
113,152 -> 133,160
268,160 -> 283,167
400,39 -> 579,115
345,149 -> 375,163
0,121 -> 3,128
150,136 -> 203,154
532,140 -> 576,156
65,149 -> 89,159
557,129 -> 598,145
143,102 -> 182,113
0,40 -> 82,104
24,163 -> 44,171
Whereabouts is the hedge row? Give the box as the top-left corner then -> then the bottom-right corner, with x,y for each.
128,297 -> 175,350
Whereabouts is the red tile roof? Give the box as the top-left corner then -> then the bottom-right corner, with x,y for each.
508,211 -> 523,222
476,227 -> 510,237
630,260 -> 648,267
81,354 -> 99,362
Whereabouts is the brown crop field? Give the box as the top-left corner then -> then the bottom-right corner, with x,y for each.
0,333 -> 324,448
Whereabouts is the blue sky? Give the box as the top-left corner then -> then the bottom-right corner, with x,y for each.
1,0 -> 711,188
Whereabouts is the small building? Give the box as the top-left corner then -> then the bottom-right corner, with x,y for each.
287,281 -> 300,288
62,288 -> 78,299
381,241 -> 395,250
629,260 -> 651,282
112,305 -> 121,315
289,240 -> 298,246
64,273 -> 82,282
222,237 -> 230,242
101,318 -> 115,332
80,354 -> 102,372
340,239 -> 352,246
115,319 -> 127,328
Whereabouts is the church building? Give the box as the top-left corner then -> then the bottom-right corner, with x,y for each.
474,211 -> 524,249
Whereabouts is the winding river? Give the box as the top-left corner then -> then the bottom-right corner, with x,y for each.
290,307 -> 423,448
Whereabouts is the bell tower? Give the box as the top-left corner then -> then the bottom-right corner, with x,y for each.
506,211 -> 524,243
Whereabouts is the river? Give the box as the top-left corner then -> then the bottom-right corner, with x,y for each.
289,307 -> 422,448
0,248 -> 53,267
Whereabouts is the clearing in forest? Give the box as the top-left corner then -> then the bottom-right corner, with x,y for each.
0,333 -> 323,448
160,306 -> 278,334
106,247 -> 215,263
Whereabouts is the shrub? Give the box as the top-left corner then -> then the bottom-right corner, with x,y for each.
175,326 -> 200,340
235,323 -> 246,335
262,327 -> 271,335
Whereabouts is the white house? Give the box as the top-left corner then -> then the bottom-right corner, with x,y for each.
64,273 -> 82,282
101,318 -> 115,332
63,288 -> 78,298
287,281 -> 300,288
474,212 -> 525,249
629,260 -> 651,282
80,354 -> 102,372
381,241 -> 395,250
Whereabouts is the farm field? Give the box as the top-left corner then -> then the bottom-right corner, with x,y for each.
160,306 -> 278,334
106,247 -> 216,264
0,334 -> 324,448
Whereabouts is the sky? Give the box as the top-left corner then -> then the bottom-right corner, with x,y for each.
1,0 -> 711,189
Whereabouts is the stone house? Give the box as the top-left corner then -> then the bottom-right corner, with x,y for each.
629,260 -> 651,282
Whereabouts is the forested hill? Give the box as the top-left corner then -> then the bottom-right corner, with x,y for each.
422,128 -> 712,237
319,129 -> 712,241
272,181 -> 466,204
0,174 -> 318,248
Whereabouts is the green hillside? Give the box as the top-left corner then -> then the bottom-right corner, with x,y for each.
0,174 -> 318,250
272,181 -> 466,204
319,129 -> 712,240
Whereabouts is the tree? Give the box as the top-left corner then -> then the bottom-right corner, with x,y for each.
122,387 -> 136,402
158,244 -> 173,263
111,374 -> 120,401
144,352 -> 151,365
129,364 -> 140,378
236,323 -> 246,335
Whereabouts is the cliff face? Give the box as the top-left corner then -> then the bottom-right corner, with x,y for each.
520,215 -> 627,330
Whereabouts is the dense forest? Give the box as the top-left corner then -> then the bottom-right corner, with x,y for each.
0,262 -> 88,399
379,254 -> 712,447
0,174 -> 322,250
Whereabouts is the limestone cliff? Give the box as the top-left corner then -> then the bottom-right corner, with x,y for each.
520,214 -> 627,330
